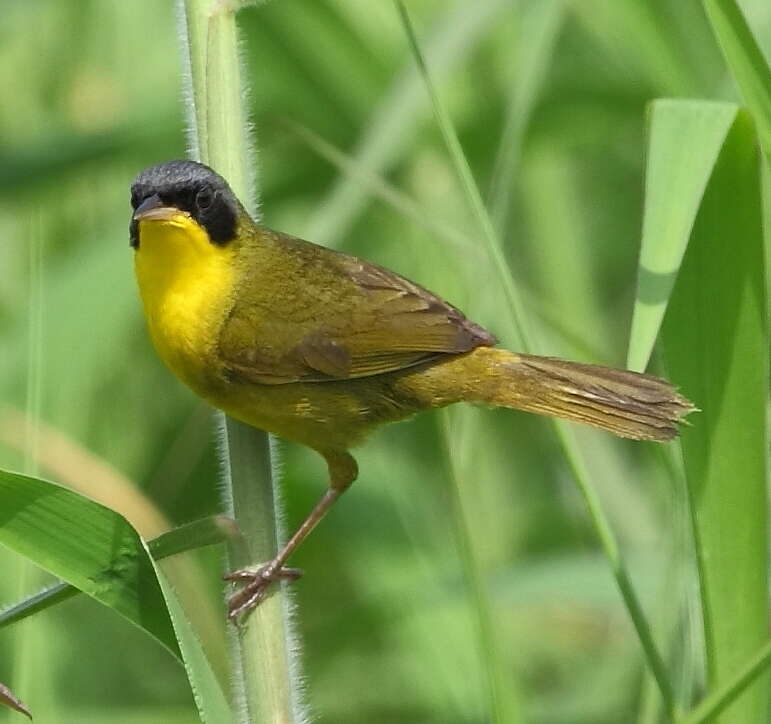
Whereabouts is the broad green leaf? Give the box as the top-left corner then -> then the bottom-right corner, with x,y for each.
703,0 -> 771,161
0,516 -> 235,629
0,470 -> 231,723
662,109 -> 768,723
0,469 -> 178,654
627,100 -> 738,372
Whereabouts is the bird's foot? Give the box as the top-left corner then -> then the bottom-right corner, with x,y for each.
224,563 -> 303,623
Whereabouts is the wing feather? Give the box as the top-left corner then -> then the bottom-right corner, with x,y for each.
219,228 -> 496,384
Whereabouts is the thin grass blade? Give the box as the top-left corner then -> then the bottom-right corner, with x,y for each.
394,0 -> 531,350
0,582 -> 76,630
488,0 -> 565,232
287,119 -> 476,253
439,410 -> 522,724
305,0 -> 510,246
702,0 -> 771,161
149,515 -> 239,560
394,2 -> 677,716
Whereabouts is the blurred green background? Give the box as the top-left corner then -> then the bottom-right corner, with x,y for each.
1,1 -> 770,722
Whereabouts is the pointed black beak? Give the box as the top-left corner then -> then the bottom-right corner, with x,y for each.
130,194 -> 183,248
132,194 -> 178,222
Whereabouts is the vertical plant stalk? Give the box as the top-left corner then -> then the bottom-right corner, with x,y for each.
12,212 -> 47,713
179,2 -> 306,722
394,1 -> 676,718
488,0 -> 565,233
440,411 -> 521,724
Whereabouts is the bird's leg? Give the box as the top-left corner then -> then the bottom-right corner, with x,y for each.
225,450 -> 358,622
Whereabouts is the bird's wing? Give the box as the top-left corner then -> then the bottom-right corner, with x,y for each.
218,232 -> 496,384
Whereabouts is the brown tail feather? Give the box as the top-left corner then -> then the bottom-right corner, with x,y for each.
457,348 -> 695,441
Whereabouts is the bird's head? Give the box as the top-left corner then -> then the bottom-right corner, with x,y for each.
130,160 -> 244,250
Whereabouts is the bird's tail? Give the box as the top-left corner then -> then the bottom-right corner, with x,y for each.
417,347 -> 695,441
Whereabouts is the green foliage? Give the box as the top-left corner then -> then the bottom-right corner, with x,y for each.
703,0 -> 771,159
631,99 -> 770,722
0,516 -> 234,629
0,470 -> 231,721
663,108 -> 768,723
628,101 -> 739,372
0,470 -> 178,655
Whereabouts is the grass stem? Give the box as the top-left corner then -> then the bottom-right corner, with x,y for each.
394,2 -> 676,717
179,1 -> 306,721
440,411 -> 521,724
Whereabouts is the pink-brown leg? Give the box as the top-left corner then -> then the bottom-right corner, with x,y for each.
225,450 -> 358,623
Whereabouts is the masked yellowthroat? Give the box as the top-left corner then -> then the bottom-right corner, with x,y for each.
131,160 -> 694,621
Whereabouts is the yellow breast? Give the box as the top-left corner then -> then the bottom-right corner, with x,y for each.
133,214 -> 236,393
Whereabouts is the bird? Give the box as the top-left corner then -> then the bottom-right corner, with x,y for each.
130,159 -> 694,621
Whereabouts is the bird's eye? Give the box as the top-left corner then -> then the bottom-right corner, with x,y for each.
130,190 -> 141,209
196,187 -> 214,211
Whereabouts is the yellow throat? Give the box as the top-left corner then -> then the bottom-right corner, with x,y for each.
133,213 -> 236,391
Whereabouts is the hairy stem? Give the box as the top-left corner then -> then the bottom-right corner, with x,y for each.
179,1 -> 306,721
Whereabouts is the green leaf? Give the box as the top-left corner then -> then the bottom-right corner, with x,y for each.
703,0 -> 771,161
0,470 -> 231,723
0,469 -> 178,654
151,563 -> 231,724
627,100 -> 738,372
0,516 -> 236,630
662,109 -> 769,722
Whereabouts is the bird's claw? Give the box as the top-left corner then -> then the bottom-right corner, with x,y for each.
224,564 -> 303,623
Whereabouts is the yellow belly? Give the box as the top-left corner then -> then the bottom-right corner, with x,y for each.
134,215 -> 236,393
